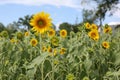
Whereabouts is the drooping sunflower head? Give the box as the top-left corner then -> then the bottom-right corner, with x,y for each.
47,28 -> 55,37
85,22 -> 91,30
16,32 -> 23,40
30,11 -> 52,34
91,23 -> 98,30
60,48 -> 66,55
10,38 -> 16,43
103,26 -> 112,33
60,29 -> 67,38
30,38 -> 38,47
88,30 -> 99,41
42,46 -> 47,52
50,36 -> 59,47
102,41 -> 110,49
53,49 -> 57,56
47,46 -> 53,53
24,31 -> 29,36
1,30 -> 9,38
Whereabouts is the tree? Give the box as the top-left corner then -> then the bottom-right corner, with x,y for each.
0,22 -> 5,32
81,0 -> 120,26
17,15 -> 32,30
94,0 -> 119,26
82,9 -> 98,24
6,22 -> 18,33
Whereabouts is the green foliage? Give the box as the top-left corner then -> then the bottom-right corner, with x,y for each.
0,23 -> 5,32
0,23 -> 120,80
81,0 -> 119,26
82,9 -> 98,24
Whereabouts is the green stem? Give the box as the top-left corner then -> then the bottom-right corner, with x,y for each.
52,56 -> 54,80
39,33 -> 44,80
41,62 -> 44,80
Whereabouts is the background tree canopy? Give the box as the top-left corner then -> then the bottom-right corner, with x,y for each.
82,0 -> 120,26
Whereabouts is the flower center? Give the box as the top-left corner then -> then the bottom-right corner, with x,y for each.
38,19 -> 46,28
32,40 -> 36,44
91,32 -> 96,37
105,29 -> 109,33
49,31 -> 54,35
104,43 -> 107,46
62,32 -> 65,35
39,21 -> 43,25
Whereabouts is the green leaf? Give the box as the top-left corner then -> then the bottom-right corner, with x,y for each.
26,52 -> 49,79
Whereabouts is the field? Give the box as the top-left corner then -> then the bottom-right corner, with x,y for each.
0,12 -> 120,80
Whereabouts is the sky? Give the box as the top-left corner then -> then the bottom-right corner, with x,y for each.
0,0 -> 120,29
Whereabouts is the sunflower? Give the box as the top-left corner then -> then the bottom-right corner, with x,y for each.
48,28 -> 55,37
1,30 -> 8,38
30,11 -> 52,34
88,30 -> 99,41
50,36 -> 59,47
103,26 -> 112,33
60,29 -> 67,38
85,22 -> 91,29
60,48 -> 66,55
91,23 -> 98,30
10,38 -> 16,43
24,31 -> 29,36
102,41 -> 110,49
42,46 -> 47,52
53,49 -> 57,56
47,46 -> 53,53
30,38 -> 38,46
16,32 -> 23,40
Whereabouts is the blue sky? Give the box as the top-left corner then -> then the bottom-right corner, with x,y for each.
0,0 -> 120,29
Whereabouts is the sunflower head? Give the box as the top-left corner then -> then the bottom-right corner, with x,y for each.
91,23 -> 98,30
103,26 -> 112,33
24,31 -> 29,36
60,48 -> 66,55
50,36 -> 59,47
1,30 -> 9,38
10,38 -> 16,43
85,22 -> 91,30
60,29 -> 67,38
30,38 -> 38,47
47,28 -> 55,37
88,30 -> 99,41
102,41 -> 110,49
30,11 -> 52,34
47,46 -> 53,53
42,46 -> 47,52
16,32 -> 23,40
53,49 -> 57,56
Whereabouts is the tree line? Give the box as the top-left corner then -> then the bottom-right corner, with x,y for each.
0,0 -> 120,35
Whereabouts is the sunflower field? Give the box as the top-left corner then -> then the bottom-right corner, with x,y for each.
0,12 -> 120,80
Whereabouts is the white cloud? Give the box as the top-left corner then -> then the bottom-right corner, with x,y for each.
0,0 -> 97,10
0,0 -> 83,9
113,10 -> 120,18
55,21 -> 62,30
110,3 -> 120,18
108,22 -> 120,25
